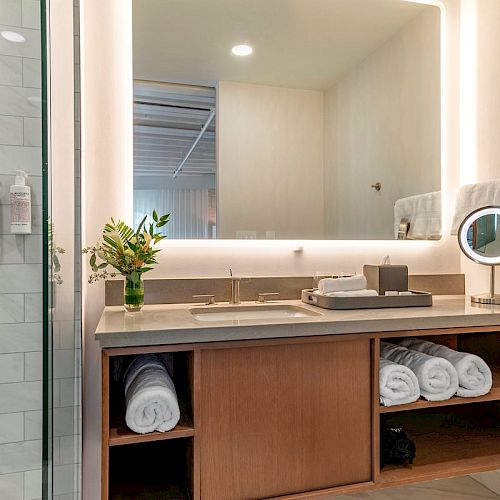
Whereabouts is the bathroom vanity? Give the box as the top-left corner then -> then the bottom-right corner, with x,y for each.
96,292 -> 500,500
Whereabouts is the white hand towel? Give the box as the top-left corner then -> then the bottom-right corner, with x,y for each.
323,289 -> 378,297
451,179 -> 500,234
381,342 -> 458,401
394,191 -> 441,240
399,338 -> 492,397
124,354 -> 180,434
318,275 -> 367,294
379,358 -> 420,407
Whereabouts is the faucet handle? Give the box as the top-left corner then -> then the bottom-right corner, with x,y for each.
192,294 -> 215,305
257,292 -> 280,303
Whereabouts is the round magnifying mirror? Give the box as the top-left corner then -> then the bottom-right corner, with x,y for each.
458,206 -> 500,304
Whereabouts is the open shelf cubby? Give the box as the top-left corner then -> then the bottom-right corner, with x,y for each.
108,350 -> 195,446
380,364 -> 500,413
380,332 -> 500,413
380,399 -> 500,484
109,438 -> 194,499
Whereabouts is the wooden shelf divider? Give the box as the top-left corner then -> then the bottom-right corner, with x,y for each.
379,365 -> 500,414
109,421 -> 195,446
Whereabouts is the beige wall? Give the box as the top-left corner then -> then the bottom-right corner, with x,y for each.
81,1 -> 133,499
461,0 -> 500,297
476,0 -> 500,183
324,7 -> 441,239
82,1 -> 463,498
218,81 -> 325,239
466,4 -> 500,496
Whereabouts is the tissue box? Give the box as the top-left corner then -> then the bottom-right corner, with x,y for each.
363,265 -> 408,295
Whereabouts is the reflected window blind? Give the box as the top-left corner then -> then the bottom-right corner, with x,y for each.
135,188 -> 211,239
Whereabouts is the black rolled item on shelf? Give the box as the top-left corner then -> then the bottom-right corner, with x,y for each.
381,425 -> 416,467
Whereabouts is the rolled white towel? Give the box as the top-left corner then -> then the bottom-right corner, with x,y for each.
318,275 -> 367,294
124,354 -> 180,434
399,338 -> 492,397
381,342 -> 458,401
379,358 -> 420,406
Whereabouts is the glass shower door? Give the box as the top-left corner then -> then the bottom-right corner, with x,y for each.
0,0 -> 81,497
43,0 -> 82,498
0,0 -> 47,498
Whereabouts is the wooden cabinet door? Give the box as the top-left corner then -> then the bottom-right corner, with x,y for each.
200,339 -> 372,499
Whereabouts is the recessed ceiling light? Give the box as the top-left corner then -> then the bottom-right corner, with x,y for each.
1,31 -> 25,43
231,44 -> 253,57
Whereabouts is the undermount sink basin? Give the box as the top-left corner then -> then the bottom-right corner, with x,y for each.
190,304 -> 321,322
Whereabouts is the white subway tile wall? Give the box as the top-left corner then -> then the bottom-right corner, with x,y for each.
0,56 -> 23,87
0,472 -> 24,500
0,413 -> 23,444
0,1 -> 45,498
0,0 -> 82,496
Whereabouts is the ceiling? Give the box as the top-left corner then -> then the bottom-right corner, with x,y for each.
134,82 -> 217,177
133,0 -> 435,91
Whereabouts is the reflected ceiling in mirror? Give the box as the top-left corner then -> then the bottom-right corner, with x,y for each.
133,0 -> 442,240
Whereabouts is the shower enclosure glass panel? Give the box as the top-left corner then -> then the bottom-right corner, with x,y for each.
0,0 -> 46,498
43,0 -> 82,498
0,0 -> 81,497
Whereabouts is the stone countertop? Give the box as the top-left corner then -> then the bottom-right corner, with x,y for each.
95,296 -> 500,348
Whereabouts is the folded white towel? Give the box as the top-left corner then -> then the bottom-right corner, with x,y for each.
399,339 -> 492,397
124,354 -> 180,434
394,191 -> 441,240
315,289 -> 378,298
451,179 -> 500,234
379,358 -> 420,407
381,342 -> 458,401
318,275 -> 367,294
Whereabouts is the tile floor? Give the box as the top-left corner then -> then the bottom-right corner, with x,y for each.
339,476 -> 500,499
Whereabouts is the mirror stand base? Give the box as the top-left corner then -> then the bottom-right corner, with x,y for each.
471,293 -> 500,305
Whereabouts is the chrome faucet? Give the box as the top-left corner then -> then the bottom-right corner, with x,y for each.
257,292 -> 280,303
229,269 -> 241,304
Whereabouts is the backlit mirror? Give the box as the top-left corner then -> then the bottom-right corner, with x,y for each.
458,206 -> 500,305
133,0 -> 442,240
459,207 -> 500,266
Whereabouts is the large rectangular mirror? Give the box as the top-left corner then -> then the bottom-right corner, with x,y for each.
133,0 -> 441,240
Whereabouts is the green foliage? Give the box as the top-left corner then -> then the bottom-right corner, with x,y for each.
49,222 -> 65,285
83,211 -> 170,284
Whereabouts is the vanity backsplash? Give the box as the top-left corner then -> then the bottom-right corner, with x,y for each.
105,274 -> 465,306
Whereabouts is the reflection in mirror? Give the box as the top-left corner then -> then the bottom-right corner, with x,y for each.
134,82 -> 217,238
466,215 -> 500,259
133,0 -> 441,240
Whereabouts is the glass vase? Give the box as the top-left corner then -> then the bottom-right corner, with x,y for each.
124,275 -> 144,312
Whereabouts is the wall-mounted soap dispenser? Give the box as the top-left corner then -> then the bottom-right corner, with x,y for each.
10,170 -> 32,234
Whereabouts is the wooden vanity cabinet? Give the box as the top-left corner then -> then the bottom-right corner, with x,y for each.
101,322 -> 500,499
199,339 -> 372,500
102,337 -> 373,500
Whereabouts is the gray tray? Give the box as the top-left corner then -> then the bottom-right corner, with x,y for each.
301,289 -> 432,310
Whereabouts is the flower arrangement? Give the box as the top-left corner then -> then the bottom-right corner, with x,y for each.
83,210 -> 169,311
